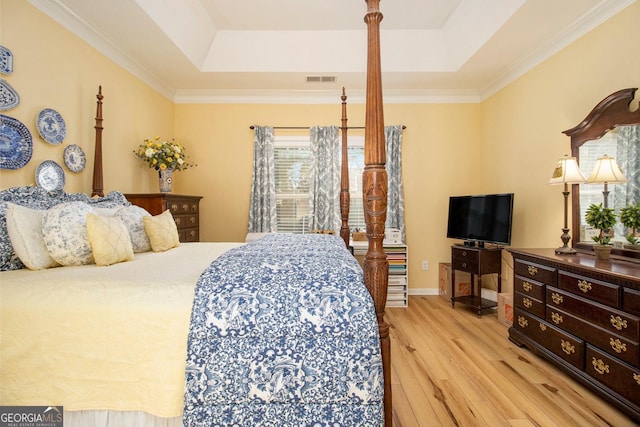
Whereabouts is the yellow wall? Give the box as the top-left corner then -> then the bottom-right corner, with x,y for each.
1,0 -> 638,293
0,0 -> 174,194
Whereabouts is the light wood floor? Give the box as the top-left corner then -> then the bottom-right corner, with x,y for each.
386,296 -> 638,427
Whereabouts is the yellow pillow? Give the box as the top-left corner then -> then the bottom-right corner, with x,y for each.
143,209 -> 180,252
86,213 -> 134,266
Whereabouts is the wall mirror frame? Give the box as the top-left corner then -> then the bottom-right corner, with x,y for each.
563,87 -> 640,262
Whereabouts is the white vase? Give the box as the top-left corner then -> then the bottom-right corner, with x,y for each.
158,168 -> 173,192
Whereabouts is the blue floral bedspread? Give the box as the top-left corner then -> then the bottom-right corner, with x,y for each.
183,233 -> 384,426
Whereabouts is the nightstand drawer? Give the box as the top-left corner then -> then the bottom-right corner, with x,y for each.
624,288 -> 640,317
166,200 -> 199,215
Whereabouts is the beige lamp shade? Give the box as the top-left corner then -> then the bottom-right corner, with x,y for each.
548,155 -> 587,185
587,154 -> 628,184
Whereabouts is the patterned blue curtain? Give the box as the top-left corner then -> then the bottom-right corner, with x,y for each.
614,125 -> 640,207
248,126 -> 277,232
385,125 -> 406,241
309,126 -> 341,232
612,125 -> 639,240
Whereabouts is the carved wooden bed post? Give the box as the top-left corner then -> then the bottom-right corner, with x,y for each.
92,86 -> 104,197
340,87 -> 351,248
363,1 -> 391,425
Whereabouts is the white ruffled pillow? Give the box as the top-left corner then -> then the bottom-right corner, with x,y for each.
42,202 -> 96,266
5,203 -> 59,270
86,213 -> 134,266
115,205 -> 152,253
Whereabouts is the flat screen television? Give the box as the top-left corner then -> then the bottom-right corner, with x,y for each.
446,193 -> 514,247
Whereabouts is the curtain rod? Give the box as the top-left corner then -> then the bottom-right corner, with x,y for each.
249,125 -> 406,130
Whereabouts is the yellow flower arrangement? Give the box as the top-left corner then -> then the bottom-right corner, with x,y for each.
133,137 -> 196,171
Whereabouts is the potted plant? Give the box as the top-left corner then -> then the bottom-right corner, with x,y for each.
584,202 -> 617,260
619,201 -> 640,250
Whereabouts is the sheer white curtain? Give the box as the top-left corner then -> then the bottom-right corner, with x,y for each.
309,126 -> 341,231
247,126 -> 277,232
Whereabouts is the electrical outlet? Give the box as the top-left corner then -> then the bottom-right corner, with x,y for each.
422,260 -> 429,270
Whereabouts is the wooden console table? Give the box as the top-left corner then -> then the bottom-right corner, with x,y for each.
509,248 -> 640,421
450,245 -> 502,315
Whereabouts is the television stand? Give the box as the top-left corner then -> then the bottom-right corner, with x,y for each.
450,245 -> 502,316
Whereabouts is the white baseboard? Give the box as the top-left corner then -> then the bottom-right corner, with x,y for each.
408,288 -> 439,296
408,288 -> 498,302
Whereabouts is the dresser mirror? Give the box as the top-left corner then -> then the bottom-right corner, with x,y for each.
563,88 -> 640,262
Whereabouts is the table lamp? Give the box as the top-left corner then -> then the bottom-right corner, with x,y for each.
587,154 -> 627,208
549,155 -> 587,254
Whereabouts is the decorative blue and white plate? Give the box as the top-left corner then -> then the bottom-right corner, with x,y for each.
0,46 -> 13,75
0,114 -> 32,170
36,160 -> 65,192
0,78 -> 19,111
63,144 -> 86,173
36,108 -> 66,144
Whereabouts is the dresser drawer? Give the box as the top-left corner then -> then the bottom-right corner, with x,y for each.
546,306 -> 638,366
513,308 -> 584,370
547,287 -> 639,342
586,345 -> 640,406
179,227 -> 199,242
515,291 -> 544,318
452,248 -> 479,273
166,199 -> 200,215
514,258 -> 556,286
173,213 -> 199,230
558,270 -> 620,308
514,275 -> 545,301
624,288 -> 640,318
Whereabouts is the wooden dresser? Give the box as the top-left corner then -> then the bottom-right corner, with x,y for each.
508,248 -> 640,421
124,193 -> 202,242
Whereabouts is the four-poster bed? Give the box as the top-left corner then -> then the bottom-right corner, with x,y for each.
0,0 -> 392,425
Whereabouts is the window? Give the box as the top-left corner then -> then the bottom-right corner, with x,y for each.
274,135 -> 365,233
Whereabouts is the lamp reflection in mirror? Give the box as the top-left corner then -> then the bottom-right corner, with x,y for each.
587,154 -> 628,208
549,155 -> 587,254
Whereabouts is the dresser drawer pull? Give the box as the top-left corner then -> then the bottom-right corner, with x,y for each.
539,323 -> 547,331
181,203 -> 188,211
522,282 -> 533,292
171,203 -> 178,212
189,230 -> 196,237
191,204 -> 198,211
592,358 -> 610,375
551,312 -> 563,325
561,340 -> 575,355
517,316 -> 528,328
634,373 -> 640,386
609,338 -> 627,354
551,293 -> 563,305
610,315 -> 628,331
461,251 -> 467,257
462,262 -> 467,268
577,279 -> 592,293
523,298 -> 533,309
190,217 -> 196,224
527,266 -> 538,276
175,218 -> 182,225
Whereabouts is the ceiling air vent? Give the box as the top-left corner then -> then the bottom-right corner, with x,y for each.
306,76 -> 336,83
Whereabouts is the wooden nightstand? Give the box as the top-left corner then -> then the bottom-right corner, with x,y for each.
124,193 -> 202,242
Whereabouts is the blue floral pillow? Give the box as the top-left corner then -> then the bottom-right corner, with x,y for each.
0,187 -> 130,271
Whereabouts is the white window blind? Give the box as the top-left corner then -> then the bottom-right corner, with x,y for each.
274,135 -> 365,233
